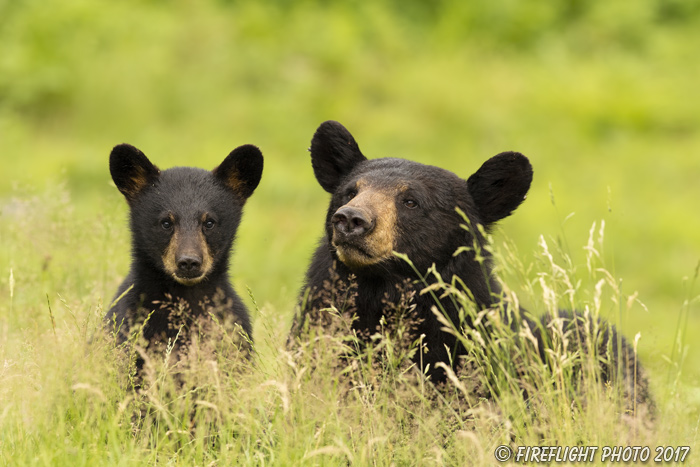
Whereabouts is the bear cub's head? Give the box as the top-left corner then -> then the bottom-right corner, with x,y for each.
310,120 -> 532,274
110,144 -> 263,286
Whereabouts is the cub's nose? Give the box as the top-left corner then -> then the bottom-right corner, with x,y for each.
332,206 -> 374,237
177,255 -> 202,274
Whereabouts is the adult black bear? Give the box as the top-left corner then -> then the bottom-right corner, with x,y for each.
294,120 -> 651,412
106,143 -> 262,369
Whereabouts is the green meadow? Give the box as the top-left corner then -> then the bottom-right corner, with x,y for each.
1,0 -> 699,464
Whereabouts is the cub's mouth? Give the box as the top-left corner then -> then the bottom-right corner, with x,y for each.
162,249 -> 214,287
161,228 -> 214,287
171,271 -> 208,286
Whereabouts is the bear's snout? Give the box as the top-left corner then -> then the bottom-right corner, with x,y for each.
161,226 -> 214,285
332,206 -> 374,238
176,254 -> 203,276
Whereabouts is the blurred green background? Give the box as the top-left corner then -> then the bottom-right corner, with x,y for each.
1,0 -> 699,395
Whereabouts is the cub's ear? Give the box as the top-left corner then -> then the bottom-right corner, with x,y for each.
213,144 -> 264,200
467,151 -> 533,225
109,144 -> 160,203
310,120 -> 367,193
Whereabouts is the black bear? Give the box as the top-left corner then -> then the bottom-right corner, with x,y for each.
106,143 -> 263,370
294,120 -> 651,411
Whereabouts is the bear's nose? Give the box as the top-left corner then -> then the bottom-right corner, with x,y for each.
177,255 -> 202,273
332,207 -> 374,237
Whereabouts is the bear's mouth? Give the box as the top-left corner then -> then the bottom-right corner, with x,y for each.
333,240 -> 388,268
172,271 -> 208,286
334,241 -> 372,258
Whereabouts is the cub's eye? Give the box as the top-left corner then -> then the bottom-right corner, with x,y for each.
204,219 -> 216,230
161,219 -> 173,230
404,199 -> 418,209
346,189 -> 357,200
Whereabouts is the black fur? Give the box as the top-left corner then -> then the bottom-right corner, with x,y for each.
106,144 -> 263,358
467,151 -> 532,224
295,120 -> 651,413
310,120 -> 368,194
296,121 -> 531,380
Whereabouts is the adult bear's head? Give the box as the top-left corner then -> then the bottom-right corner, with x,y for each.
310,120 -> 533,284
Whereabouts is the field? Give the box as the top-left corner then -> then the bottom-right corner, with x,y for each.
1,0 -> 699,464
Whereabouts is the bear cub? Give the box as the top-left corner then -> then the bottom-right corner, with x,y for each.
106,143 -> 263,369
294,120 -> 651,412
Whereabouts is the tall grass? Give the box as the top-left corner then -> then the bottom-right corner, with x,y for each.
1,1 -> 699,463
0,186 -> 691,465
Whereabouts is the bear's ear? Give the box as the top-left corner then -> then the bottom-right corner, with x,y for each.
213,144 -> 264,200
310,120 -> 367,193
466,151 -> 533,225
109,144 -> 160,202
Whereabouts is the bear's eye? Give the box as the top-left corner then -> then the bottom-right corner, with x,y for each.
346,189 -> 357,200
403,199 -> 418,209
161,219 -> 173,230
204,219 -> 216,230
